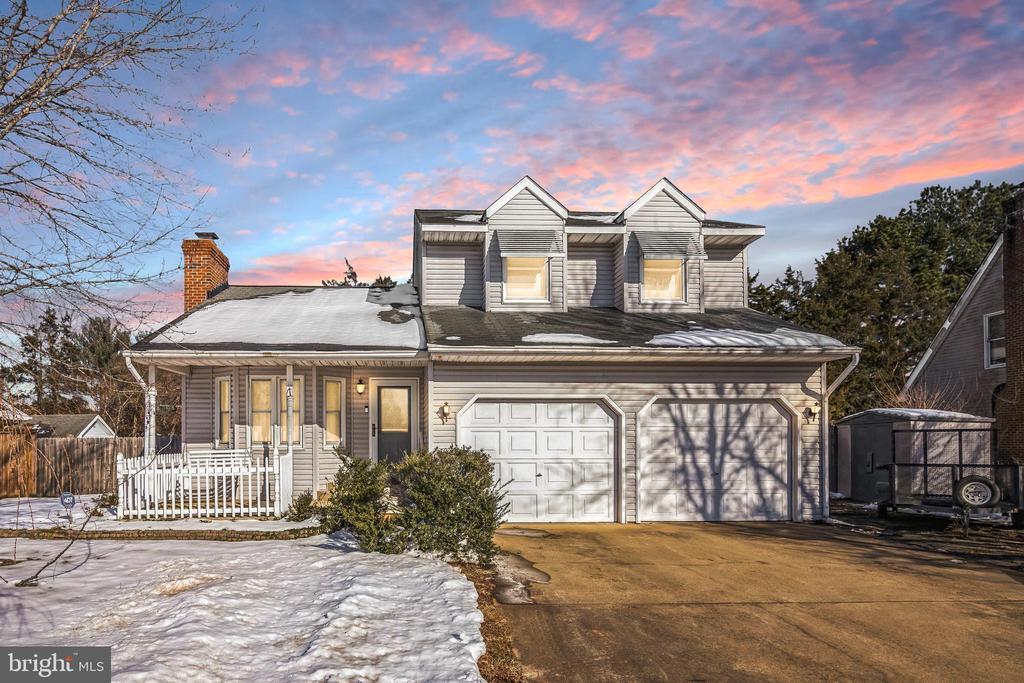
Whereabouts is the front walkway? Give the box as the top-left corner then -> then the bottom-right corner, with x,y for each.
494,523 -> 1024,682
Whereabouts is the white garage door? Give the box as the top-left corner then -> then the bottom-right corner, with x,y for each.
640,401 -> 791,521
460,400 -> 616,522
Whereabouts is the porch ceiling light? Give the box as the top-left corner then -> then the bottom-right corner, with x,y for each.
356,378 -> 366,395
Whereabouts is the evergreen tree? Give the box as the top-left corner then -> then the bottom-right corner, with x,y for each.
750,181 -> 1017,416
3,308 -> 84,414
322,258 -> 364,287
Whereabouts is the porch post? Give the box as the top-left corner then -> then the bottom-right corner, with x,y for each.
280,364 -> 295,511
147,364 -> 157,458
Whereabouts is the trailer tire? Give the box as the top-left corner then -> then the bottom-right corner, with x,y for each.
877,504 -> 891,518
1012,511 -> 1024,530
954,476 -> 1001,509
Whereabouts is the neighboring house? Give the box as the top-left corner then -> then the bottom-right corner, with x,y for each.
903,237 -> 1007,418
32,414 -> 117,438
127,177 -> 858,523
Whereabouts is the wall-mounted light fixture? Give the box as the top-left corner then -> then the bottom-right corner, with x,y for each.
356,378 -> 366,395
441,402 -> 451,424
805,402 -> 821,422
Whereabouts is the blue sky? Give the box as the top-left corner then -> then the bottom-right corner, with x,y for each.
45,0 -> 1024,309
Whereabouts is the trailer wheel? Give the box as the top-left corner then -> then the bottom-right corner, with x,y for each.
877,504 -> 891,518
954,476 -> 1001,509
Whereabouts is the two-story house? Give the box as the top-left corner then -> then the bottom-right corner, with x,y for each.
126,177 -> 858,523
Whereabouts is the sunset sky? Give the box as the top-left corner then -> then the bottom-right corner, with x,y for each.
152,0 -> 1024,295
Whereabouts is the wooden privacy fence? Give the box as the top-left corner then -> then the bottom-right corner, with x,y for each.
117,449 -> 279,519
0,435 -> 181,497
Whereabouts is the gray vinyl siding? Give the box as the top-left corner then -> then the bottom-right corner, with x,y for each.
428,362 -> 826,522
566,245 -> 615,307
485,188 -> 566,312
623,234 -> 701,312
622,190 -> 702,313
422,243 -> 484,307
703,247 -> 747,309
182,365 -> 427,496
913,260 -> 1006,417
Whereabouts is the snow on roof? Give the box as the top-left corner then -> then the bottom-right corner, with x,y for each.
521,333 -> 617,345
837,408 -> 995,424
568,213 -> 619,224
141,285 -> 423,351
647,325 -> 846,348
0,398 -> 30,422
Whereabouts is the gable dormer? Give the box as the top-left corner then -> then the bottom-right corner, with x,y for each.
617,178 -> 705,313
483,177 -> 568,312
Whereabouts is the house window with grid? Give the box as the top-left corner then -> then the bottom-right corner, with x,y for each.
249,378 -> 273,444
215,376 -> 232,447
985,312 -> 1006,368
323,378 -> 346,447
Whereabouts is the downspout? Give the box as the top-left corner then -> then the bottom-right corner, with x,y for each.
821,352 -> 860,520
124,353 -> 154,459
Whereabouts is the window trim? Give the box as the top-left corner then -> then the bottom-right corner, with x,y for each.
276,376 -> 305,448
641,258 -> 687,303
322,376 -> 347,448
214,375 -> 232,448
502,256 -> 551,303
984,310 -> 1006,369
247,376 -> 276,447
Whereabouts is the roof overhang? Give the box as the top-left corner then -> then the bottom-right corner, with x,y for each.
702,225 -> 765,248
426,345 -> 859,363
617,178 -> 706,222
422,227 -> 485,243
485,176 -> 568,220
124,349 -> 427,368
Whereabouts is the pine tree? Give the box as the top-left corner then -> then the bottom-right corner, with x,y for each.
750,181 -> 1017,416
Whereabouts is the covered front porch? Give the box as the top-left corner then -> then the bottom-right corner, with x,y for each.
121,353 -> 427,519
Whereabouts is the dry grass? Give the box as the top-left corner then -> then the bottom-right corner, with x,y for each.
877,380 -> 967,412
456,563 -> 526,683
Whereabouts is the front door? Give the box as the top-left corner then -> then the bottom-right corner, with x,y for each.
376,385 -> 412,464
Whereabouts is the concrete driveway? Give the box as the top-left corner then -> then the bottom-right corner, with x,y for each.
494,523 -> 1024,682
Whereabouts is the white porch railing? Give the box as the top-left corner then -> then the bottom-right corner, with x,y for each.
116,449 -> 278,519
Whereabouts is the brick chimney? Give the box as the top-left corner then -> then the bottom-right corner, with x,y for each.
182,232 -> 230,312
1001,189 -> 1024,462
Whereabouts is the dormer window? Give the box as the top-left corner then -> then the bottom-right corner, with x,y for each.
504,257 -> 550,302
643,259 -> 684,301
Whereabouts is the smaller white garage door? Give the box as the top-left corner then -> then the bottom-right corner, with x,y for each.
640,401 -> 792,521
460,401 -> 616,522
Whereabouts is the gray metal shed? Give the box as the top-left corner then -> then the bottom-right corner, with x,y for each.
833,408 -> 994,502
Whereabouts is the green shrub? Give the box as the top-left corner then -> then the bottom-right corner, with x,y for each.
394,446 -> 508,564
286,490 -> 316,522
321,450 -> 406,554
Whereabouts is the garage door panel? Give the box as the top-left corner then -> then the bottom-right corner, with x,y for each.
461,400 -> 617,522
640,400 -> 792,522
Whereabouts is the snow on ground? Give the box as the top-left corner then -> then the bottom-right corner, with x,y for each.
0,497 -> 319,532
520,333 -> 618,345
0,534 -> 484,681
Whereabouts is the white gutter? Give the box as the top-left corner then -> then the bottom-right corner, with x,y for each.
123,354 -> 156,459
825,352 -> 860,398
125,349 -> 424,360
427,344 -> 861,359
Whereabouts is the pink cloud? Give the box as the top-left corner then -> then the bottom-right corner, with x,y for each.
347,74 -> 406,100
505,52 -> 545,77
495,0 -> 617,42
198,51 -> 313,109
368,40 -> 449,75
234,240 -> 414,285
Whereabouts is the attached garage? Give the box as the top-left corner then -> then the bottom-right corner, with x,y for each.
460,400 -> 618,522
639,400 -> 794,521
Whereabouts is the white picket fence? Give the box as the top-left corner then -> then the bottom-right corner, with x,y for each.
116,449 -> 279,519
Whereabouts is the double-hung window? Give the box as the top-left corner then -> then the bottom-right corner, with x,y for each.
323,378 -> 346,447
215,376 -> 232,448
504,257 -> 549,301
249,378 -> 274,445
985,312 -> 1006,368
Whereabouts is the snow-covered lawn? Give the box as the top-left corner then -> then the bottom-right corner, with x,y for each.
0,534 -> 484,681
0,496 -> 319,532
